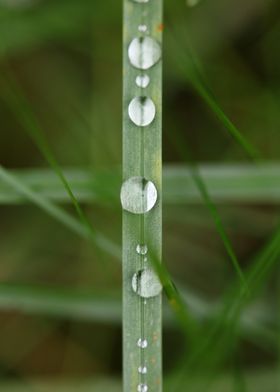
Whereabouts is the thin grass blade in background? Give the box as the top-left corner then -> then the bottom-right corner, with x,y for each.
0,165 -> 121,259
166,6 -> 261,161
0,70 -> 115,262
1,165 -> 280,205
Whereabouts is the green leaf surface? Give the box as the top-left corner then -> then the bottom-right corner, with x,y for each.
122,1 -> 163,391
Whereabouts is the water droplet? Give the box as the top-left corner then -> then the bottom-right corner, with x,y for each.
132,268 -> 162,298
137,338 -> 148,349
128,96 -> 156,127
138,24 -> 148,33
128,37 -> 161,70
137,384 -> 148,392
136,74 -> 150,88
138,366 -> 148,374
121,177 -> 157,214
131,0 -> 149,2
136,244 -> 148,255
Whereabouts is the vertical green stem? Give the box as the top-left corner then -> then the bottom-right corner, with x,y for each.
122,1 -> 163,391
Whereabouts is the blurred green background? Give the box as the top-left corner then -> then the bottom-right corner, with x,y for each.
0,0 -> 280,390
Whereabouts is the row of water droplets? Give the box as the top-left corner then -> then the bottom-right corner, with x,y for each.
121,1 -> 162,390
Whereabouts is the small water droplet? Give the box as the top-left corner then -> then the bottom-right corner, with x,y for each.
136,244 -> 148,255
137,338 -> 148,349
135,74 -> 150,88
132,268 -> 162,298
128,96 -> 156,127
138,366 -> 148,374
137,384 -> 148,392
121,177 -> 157,214
128,37 -> 161,70
138,24 -> 148,33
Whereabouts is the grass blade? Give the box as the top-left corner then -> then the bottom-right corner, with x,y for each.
169,131 -> 247,287
172,222 -> 280,391
122,1 -> 163,391
166,9 -> 260,161
0,165 -> 120,259
1,164 -> 280,204
0,69 -> 114,261
190,165 -> 247,286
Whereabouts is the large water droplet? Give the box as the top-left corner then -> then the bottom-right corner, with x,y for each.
137,384 -> 148,392
128,96 -> 155,127
136,244 -> 148,255
137,338 -> 148,349
128,37 -> 161,70
136,74 -> 150,88
138,366 -> 148,374
120,177 -> 157,214
132,268 -> 162,298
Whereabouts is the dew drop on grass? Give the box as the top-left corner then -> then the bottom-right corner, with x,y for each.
136,244 -> 148,255
138,366 -> 148,374
136,74 -> 150,88
138,24 -> 148,33
137,384 -> 148,392
137,338 -> 148,348
128,37 -> 161,70
121,177 -> 157,214
128,96 -> 155,127
132,268 -> 162,298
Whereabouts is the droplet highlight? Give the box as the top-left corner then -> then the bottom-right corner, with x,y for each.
138,366 -> 148,374
136,74 -> 150,88
136,244 -> 148,255
132,268 -> 162,298
137,338 -> 148,349
128,96 -> 156,127
137,384 -> 148,392
128,37 -> 161,70
138,24 -> 148,33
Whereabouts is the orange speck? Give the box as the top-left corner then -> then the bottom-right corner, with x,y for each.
157,23 -> 164,32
